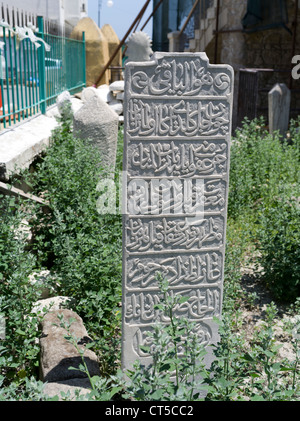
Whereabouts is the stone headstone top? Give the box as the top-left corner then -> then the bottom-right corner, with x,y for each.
125,31 -> 153,63
122,52 -> 234,372
268,83 -> 291,137
73,95 -> 119,174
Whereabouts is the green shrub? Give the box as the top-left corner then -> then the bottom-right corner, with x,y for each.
229,117 -> 300,303
229,117 -> 299,219
124,276 -> 208,401
256,186 -> 300,302
121,278 -> 299,401
2,113 -> 299,400
26,118 -> 123,365
0,196 -> 41,383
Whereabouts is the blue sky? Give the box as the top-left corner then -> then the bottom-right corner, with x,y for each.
87,0 -> 153,41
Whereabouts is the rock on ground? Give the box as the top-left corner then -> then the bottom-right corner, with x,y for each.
39,309 -> 100,383
32,296 -> 74,317
109,80 -> 124,92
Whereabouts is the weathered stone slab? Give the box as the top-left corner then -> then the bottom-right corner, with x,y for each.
73,95 -> 119,174
268,83 -> 291,137
32,296 -> 74,317
0,114 -> 57,181
109,80 -> 125,92
39,309 -> 100,383
56,90 -> 73,120
121,52 -> 234,371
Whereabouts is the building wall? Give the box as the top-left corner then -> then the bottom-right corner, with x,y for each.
64,0 -> 88,35
214,0 -> 300,127
152,0 -> 196,51
3,0 -> 88,35
5,0 -> 62,24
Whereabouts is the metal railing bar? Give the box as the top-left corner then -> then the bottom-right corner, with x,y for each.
18,44 -> 25,120
0,21 -> 86,130
179,0 -> 200,38
22,39 -> 29,119
0,76 -> 6,128
34,45 -> 39,114
1,29 -> 7,128
8,30 -> 16,124
12,33 -> 21,123
4,28 -> 11,126
28,41 -> 34,116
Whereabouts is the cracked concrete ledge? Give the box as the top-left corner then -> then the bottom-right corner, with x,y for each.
0,98 -> 83,181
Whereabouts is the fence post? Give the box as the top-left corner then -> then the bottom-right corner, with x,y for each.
37,16 -> 46,114
82,31 -> 86,88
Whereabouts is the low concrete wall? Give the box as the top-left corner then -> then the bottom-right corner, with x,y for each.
0,98 -> 83,182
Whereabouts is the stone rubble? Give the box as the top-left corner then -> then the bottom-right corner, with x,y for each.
57,82 -> 125,125
39,308 -> 100,401
96,80 -> 125,122
28,276 -> 97,400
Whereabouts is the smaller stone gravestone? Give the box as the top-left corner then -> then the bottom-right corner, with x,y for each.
73,96 -> 119,175
268,83 -> 291,137
125,31 -> 153,63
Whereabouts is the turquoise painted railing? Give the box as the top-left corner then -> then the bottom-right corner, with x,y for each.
0,16 -> 86,130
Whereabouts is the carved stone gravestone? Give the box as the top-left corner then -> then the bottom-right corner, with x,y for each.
268,83 -> 291,137
122,52 -> 234,371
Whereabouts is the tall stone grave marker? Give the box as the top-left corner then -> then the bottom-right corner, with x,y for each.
268,83 -> 291,137
122,52 -> 234,370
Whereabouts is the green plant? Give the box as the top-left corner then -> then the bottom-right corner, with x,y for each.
241,302 -> 298,400
223,220 -> 249,315
290,318 -> 300,395
205,314 -> 247,401
53,314 -> 122,401
0,376 -> 55,401
0,195 -> 42,384
229,117 -> 299,219
228,117 -> 300,304
256,187 -> 300,302
2,113 -> 299,401
25,119 -> 123,348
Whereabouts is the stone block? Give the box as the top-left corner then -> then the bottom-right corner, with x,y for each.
268,83 -> 291,136
108,99 -> 123,116
56,91 -> 73,119
0,115 -> 56,181
32,296 -> 74,317
122,52 -> 234,375
116,91 -> 124,101
126,32 -> 153,63
39,309 -> 100,383
109,80 -> 124,92
73,95 -> 119,174
81,86 -> 98,103
28,270 -> 52,300
97,84 -> 115,103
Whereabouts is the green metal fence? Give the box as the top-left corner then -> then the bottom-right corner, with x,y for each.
0,16 -> 86,130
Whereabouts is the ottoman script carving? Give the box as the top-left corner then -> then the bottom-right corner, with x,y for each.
122,52 -> 233,370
